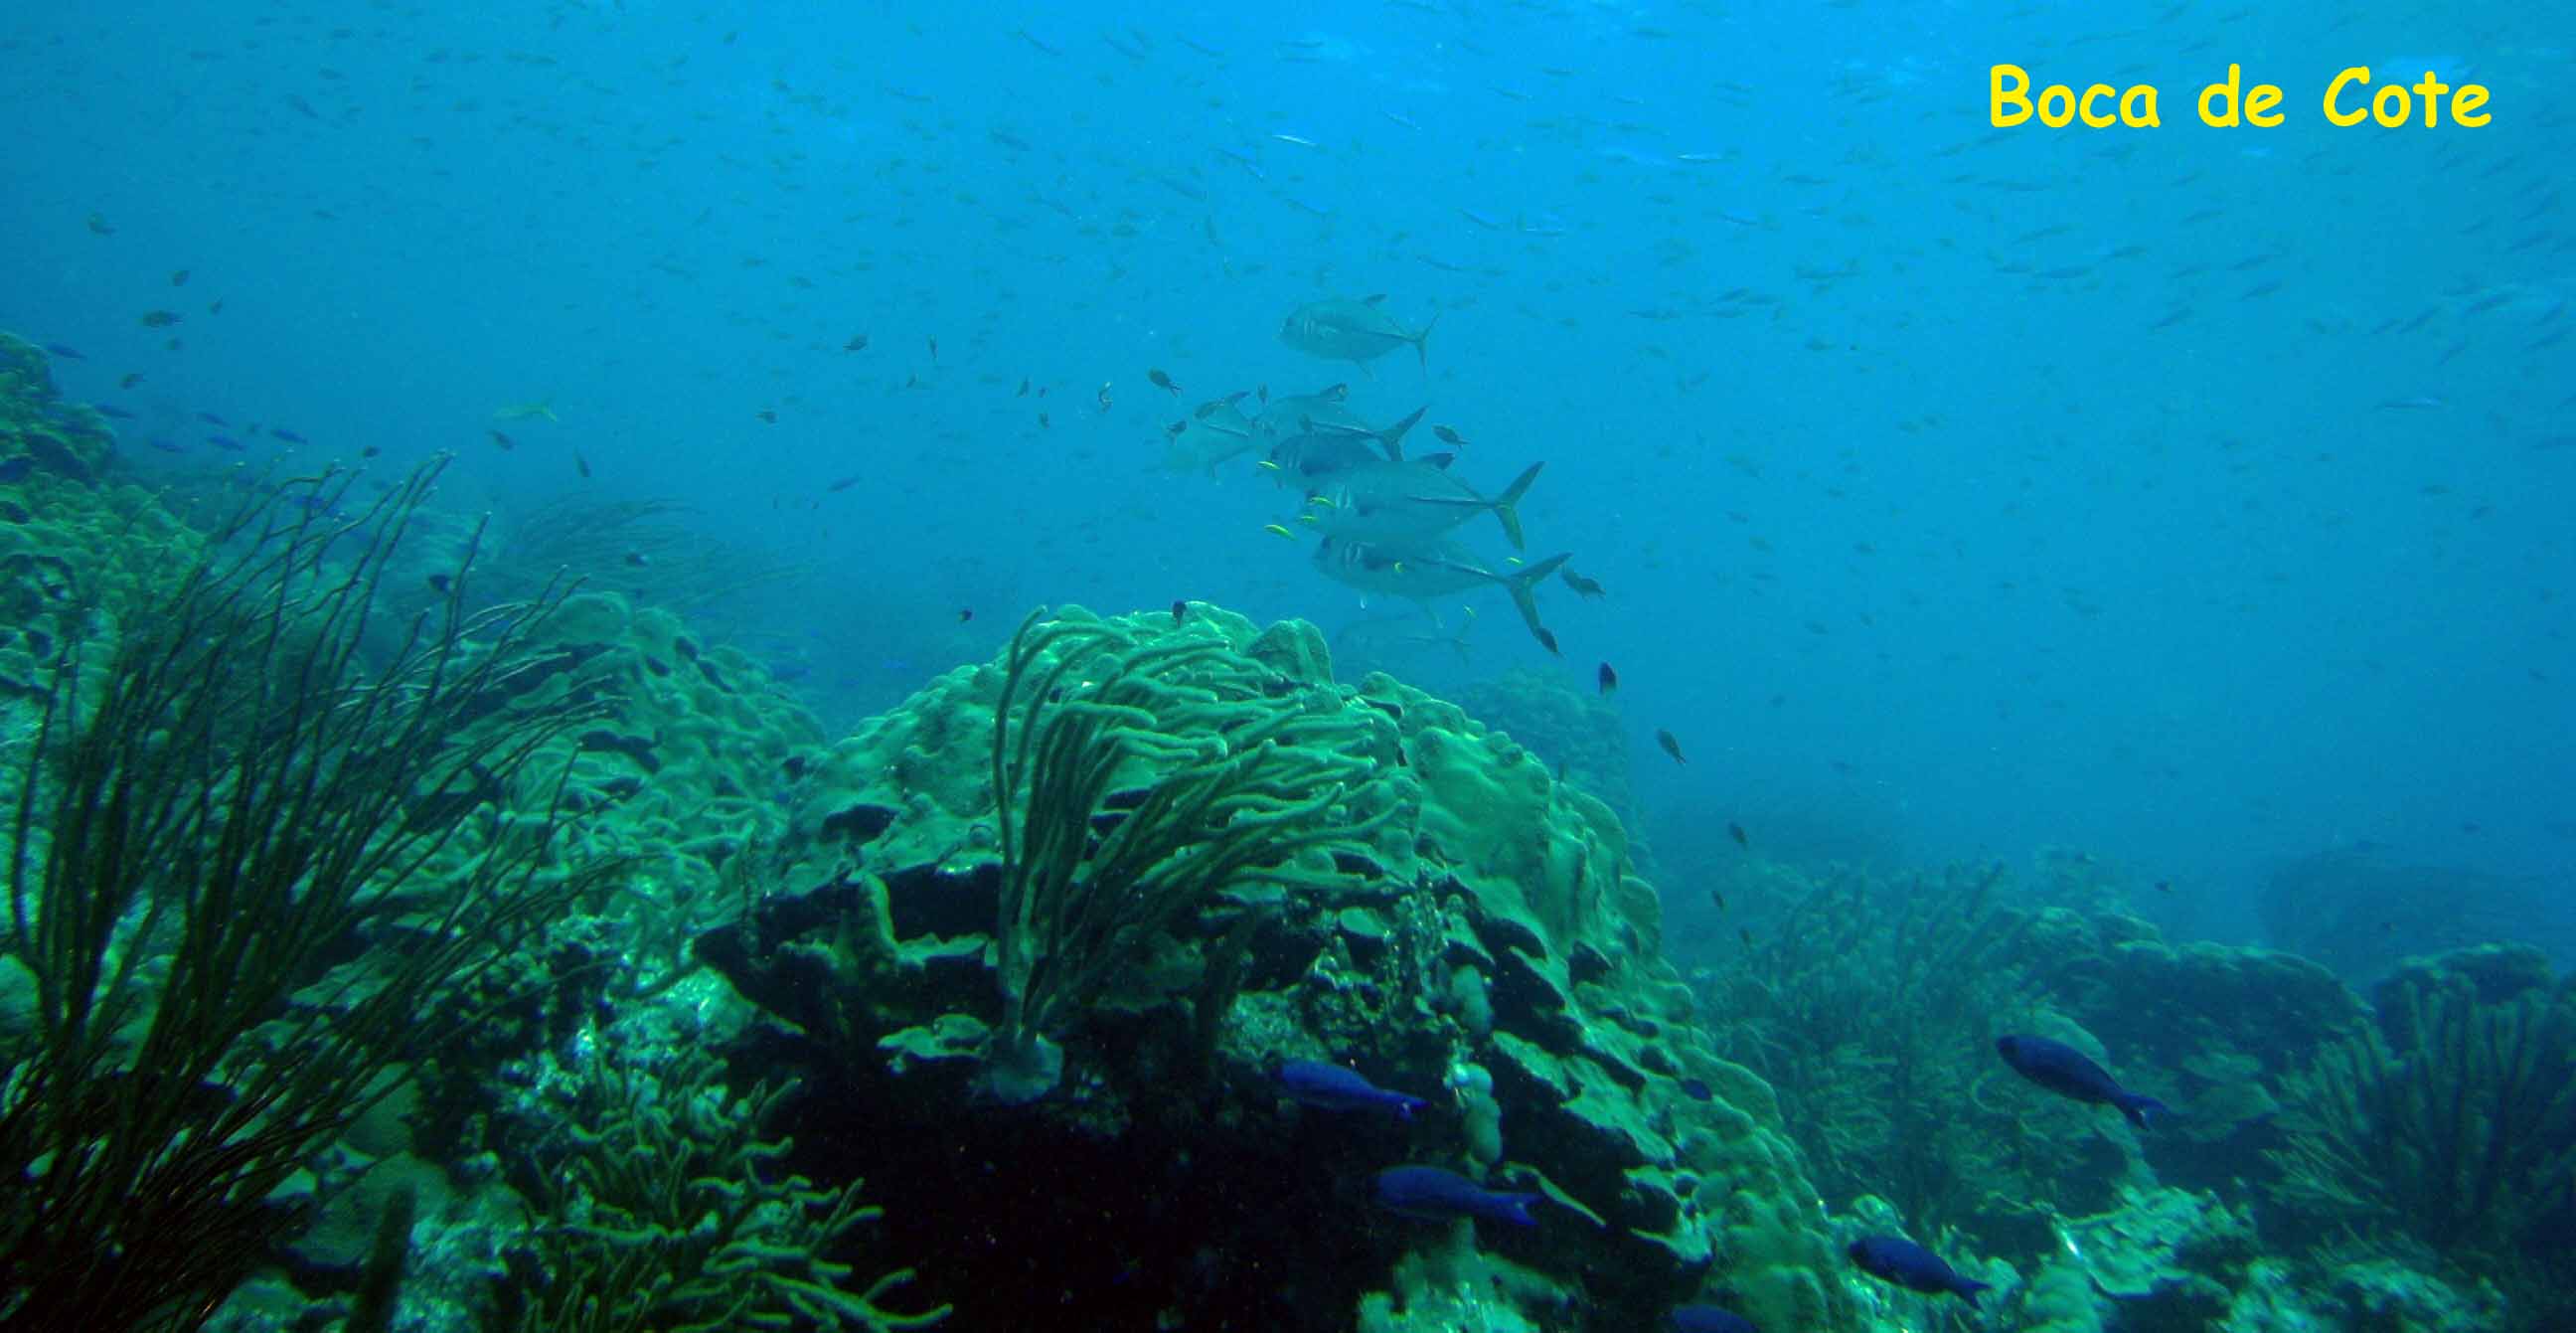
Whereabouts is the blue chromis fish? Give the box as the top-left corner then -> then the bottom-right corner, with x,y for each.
1305,459 -> 1543,551
1995,1035 -> 2170,1128
1276,1060 -> 1428,1119
1669,1306 -> 1760,1333
1372,1165 -> 1538,1227
1847,1236 -> 1989,1306
1280,294 -> 1439,372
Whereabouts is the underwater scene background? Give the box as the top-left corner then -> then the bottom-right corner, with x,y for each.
1,2 -> 2569,1331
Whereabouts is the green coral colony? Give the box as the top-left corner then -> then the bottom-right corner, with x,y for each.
2,331 -> 2571,1333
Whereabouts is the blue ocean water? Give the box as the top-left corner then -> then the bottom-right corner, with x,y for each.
10,4 -> 2562,937
1,3 -> 2569,1324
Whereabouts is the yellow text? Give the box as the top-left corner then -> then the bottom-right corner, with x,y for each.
1991,65 -> 2162,127
2323,68 -> 2491,127
2197,64 -> 2284,127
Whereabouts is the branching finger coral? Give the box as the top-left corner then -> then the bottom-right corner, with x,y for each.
983,607 -> 1397,1102
2271,979 -> 2576,1270
1698,862 -> 2062,1241
508,1042 -> 947,1333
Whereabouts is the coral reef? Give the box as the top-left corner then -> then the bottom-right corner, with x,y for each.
1694,861 -> 2110,1250
2220,1250 -> 2506,1333
2268,944 -> 2576,1323
0,461 -> 613,1330
1451,666 -> 1648,870
0,337 -> 198,719
497,1036 -> 947,1332
0,333 -> 117,486
699,603 -> 1863,1331
1690,857 -> 2555,1329
2010,1184 -> 2256,1330
2018,907 -> 2367,1197
486,494 -> 818,626
9,331 -> 2563,1333
980,607 -> 1399,1101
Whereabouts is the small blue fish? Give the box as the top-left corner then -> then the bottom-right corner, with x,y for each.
0,456 -> 33,484
1670,1306 -> 1759,1333
1848,1236 -> 1988,1306
207,433 -> 246,452
1277,1060 -> 1427,1119
270,426 -> 308,443
94,404 -> 135,419
1995,1035 -> 2169,1129
1373,1166 -> 1537,1227
42,343 -> 83,360
196,412 -> 230,426
147,436 -> 188,453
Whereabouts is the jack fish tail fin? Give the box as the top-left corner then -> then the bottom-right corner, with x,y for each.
1491,461 -> 1543,550
1375,405 -> 1427,462
1502,552 -> 1570,648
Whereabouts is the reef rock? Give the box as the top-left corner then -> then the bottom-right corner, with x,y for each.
697,603 -> 1862,1333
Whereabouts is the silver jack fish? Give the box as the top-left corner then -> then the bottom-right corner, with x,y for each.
1280,295 -> 1439,374
1305,459 -> 1544,550
1159,393 -> 1262,477
1315,537 -> 1568,647
1255,386 -> 1426,480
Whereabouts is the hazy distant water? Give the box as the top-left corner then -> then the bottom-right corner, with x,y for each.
2,1 -> 2566,958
